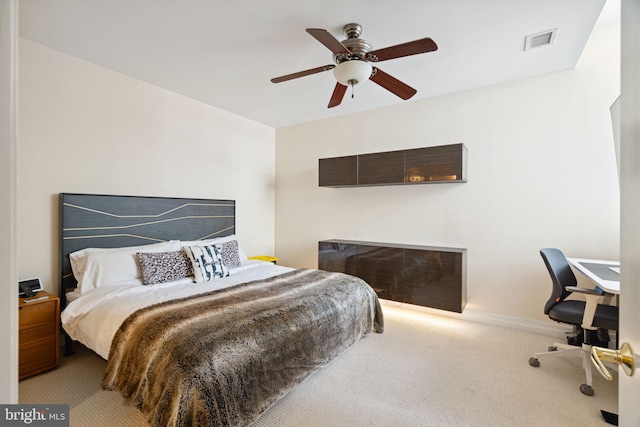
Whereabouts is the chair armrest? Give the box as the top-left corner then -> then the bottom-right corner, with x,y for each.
566,286 -> 609,329
566,286 -> 603,296
566,286 -> 616,299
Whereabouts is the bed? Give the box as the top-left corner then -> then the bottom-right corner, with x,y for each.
58,193 -> 383,427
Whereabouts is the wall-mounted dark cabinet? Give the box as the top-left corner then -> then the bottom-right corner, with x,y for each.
404,144 -> 465,183
319,143 -> 467,187
358,151 -> 405,185
318,155 -> 357,187
318,240 -> 466,313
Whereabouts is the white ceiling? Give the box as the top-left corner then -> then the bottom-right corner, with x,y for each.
19,0 -> 619,129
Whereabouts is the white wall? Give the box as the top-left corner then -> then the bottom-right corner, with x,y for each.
275,22 -> 620,323
18,39 -> 276,296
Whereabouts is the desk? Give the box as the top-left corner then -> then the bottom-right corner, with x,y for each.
567,258 -> 620,295
567,258 -> 620,413
567,257 -> 619,335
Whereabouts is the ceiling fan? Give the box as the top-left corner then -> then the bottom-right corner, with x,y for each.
271,23 -> 438,108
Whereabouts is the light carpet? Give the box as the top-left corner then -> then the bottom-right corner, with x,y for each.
20,303 -> 617,426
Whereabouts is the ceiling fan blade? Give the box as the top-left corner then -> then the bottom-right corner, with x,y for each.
271,65 -> 335,83
306,28 -> 351,56
367,37 -> 438,62
370,67 -> 417,100
328,83 -> 347,108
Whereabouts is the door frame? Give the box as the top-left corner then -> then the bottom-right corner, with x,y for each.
618,0 -> 640,424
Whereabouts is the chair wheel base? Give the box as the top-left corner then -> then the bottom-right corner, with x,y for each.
580,384 -> 594,396
548,346 -> 558,352
529,357 -> 540,367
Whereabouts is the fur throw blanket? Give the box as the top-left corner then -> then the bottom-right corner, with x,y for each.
103,269 -> 384,427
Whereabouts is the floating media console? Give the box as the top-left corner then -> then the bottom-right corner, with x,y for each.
319,143 -> 467,187
318,240 -> 466,313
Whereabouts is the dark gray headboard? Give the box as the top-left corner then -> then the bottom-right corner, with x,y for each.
59,193 -> 235,304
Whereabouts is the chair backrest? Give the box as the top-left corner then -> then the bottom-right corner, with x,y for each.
539,248 -> 577,315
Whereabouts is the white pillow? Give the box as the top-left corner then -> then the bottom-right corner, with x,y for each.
180,234 -> 248,262
183,244 -> 230,283
74,241 -> 180,294
70,241 -> 176,281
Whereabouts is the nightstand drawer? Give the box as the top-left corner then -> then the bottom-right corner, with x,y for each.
19,337 -> 58,379
19,323 -> 56,342
19,300 -> 56,329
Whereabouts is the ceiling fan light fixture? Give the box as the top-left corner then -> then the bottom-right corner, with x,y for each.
333,60 -> 372,86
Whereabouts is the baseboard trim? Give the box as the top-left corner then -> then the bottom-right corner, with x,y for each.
380,300 -> 570,338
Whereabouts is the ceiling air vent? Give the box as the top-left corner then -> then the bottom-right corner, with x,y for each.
524,28 -> 557,50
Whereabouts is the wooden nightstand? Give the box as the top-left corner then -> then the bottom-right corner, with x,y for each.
18,291 -> 60,380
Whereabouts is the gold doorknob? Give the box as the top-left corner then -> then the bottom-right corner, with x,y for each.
591,342 -> 635,380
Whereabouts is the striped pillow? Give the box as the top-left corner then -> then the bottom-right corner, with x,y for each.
183,244 -> 230,283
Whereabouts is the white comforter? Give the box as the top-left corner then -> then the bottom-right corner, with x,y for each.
61,260 -> 293,359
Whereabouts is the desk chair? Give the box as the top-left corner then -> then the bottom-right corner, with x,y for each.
529,248 -> 618,396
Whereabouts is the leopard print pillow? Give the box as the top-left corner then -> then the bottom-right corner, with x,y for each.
219,239 -> 242,269
136,251 -> 194,285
